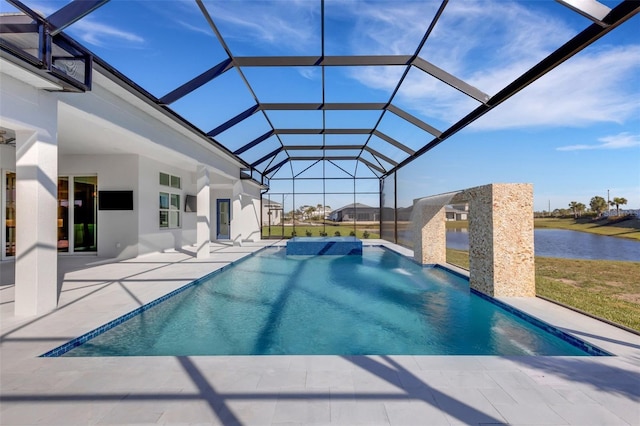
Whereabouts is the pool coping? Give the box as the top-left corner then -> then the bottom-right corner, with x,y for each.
40,243 -> 610,358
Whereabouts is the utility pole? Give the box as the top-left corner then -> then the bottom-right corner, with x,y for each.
607,189 -> 610,215
548,200 -> 551,217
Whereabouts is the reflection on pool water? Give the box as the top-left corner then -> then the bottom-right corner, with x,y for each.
58,247 -> 602,357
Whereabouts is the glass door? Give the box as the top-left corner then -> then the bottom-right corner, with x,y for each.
73,176 -> 97,252
58,177 -> 69,252
216,199 -> 230,240
5,172 -> 16,257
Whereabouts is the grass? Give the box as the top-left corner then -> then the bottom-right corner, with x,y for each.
446,248 -> 640,332
262,224 -> 379,239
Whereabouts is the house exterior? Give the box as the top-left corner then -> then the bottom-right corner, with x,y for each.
0,25 -> 263,315
446,203 -> 469,221
262,198 -> 283,226
328,203 -> 379,222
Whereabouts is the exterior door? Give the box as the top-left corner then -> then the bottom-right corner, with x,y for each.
216,199 -> 230,240
3,171 -> 16,258
73,176 -> 98,252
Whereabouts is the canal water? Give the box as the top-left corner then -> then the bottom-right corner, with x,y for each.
447,228 -> 640,262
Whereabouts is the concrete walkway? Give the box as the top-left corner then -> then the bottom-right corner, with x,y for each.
1,241 -> 638,425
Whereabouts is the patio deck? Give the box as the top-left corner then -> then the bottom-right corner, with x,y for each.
1,241 -> 638,425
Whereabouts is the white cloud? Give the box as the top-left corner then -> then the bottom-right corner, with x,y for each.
557,132 -> 640,151
72,20 -> 145,47
338,0 -> 573,119
339,0 -> 640,131
175,20 -> 214,38
132,0 -> 213,38
326,1 -> 439,55
27,1 -> 145,48
297,68 -> 319,81
203,0 -> 319,54
469,45 -> 640,130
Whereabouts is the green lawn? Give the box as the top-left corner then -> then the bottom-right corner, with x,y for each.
262,224 -> 379,239
446,248 -> 640,332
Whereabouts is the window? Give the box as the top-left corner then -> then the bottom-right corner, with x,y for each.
159,172 -> 181,189
159,173 -> 181,228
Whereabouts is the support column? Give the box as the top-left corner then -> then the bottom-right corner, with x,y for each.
464,183 -> 535,297
196,165 -> 210,259
15,127 -> 58,316
413,200 -> 446,265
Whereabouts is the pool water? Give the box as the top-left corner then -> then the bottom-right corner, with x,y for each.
62,247 -> 594,356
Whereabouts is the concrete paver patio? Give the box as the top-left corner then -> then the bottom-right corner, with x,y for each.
1,241 -> 638,425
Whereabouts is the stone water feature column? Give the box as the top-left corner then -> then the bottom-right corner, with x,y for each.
460,183 -> 535,297
412,194 -> 453,265
414,183 -> 535,297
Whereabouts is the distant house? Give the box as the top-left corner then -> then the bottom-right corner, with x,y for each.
319,205 -> 332,219
329,203 -> 379,222
262,198 -> 283,226
446,203 -> 468,221
392,203 -> 468,222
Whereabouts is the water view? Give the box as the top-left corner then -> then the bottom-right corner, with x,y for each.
447,229 -> 640,262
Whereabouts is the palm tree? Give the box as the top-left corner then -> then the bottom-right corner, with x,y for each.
569,201 -> 580,219
576,202 -> 586,217
609,197 -> 628,216
589,196 -> 608,218
304,206 -> 317,221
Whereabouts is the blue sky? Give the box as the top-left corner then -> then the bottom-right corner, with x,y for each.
5,0 -> 638,212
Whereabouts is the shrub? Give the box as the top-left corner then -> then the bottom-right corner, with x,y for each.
349,230 -> 356,236
305,229 -> 312,237
334,231 -> 341,237
291,230 -> 297,237
363,230 -> 370,239
319,231 -> 328,237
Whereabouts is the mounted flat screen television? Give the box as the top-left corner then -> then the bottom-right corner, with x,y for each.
98,190 -> 134,210
185,194 -> 197,212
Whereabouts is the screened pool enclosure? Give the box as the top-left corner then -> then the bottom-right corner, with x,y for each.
1,0 -> 637,243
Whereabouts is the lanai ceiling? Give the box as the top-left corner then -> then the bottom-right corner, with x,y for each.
1,0 -> 638,183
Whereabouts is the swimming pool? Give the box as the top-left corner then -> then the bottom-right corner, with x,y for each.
48,247 -> 607,357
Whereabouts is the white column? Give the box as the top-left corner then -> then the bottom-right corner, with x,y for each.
15,127 -> 58,316
196,165 -> 210,259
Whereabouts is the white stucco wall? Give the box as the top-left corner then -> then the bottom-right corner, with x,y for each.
209,180 -> 261,243
58,74 -> 243,179
59,154 -> 139,259
211,187 -> 231,241
137,156 -> 197,256
232,180 -> 262,243
2,64 -> 257,262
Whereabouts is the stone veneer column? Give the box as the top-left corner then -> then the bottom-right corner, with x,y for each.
413,201 -> 446,265
196,165 -> 211,259
462,183 -> 535,297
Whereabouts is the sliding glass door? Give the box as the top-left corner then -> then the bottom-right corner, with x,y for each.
2,174 -> 97,257
73,176 -> 97,252
4,172 -> 15,258
58,177 -> 69,252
